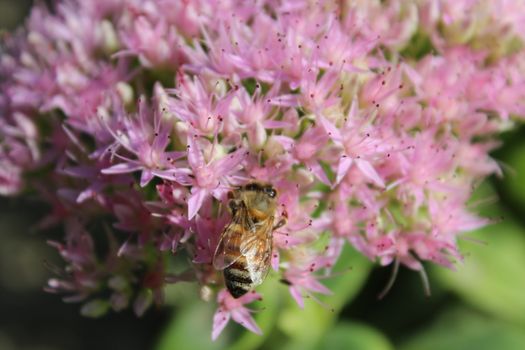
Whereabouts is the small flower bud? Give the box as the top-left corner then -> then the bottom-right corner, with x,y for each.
80,299 -> 110,318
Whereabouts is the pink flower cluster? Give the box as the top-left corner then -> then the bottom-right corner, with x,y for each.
1,0 -> 524,339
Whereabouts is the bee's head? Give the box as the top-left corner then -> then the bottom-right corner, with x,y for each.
240,182 -> 278,214
243,183 -> 277,198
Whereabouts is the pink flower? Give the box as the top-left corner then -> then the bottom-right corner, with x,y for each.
275,67 -> 342,112
2,0 -> 524,338
118,5 -> 187,69
212,290 -> 262,341
234,85 -> 292,150
319,101 -> 387,188
101,94 -> 185,187
391,130 -> 457,208
183,133 -> 247,219
190,201 -> 228,265
276,126 -> 330,185
167,73 -> 234,136
283,255 -> 333,309
428,196 -> 489,241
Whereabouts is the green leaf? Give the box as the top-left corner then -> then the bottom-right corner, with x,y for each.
278,245 -> 372,350
432,217 -> 525,327
399,30 -> 436,60
400,308 -> 525,350
496,140 -> 525,212
156,301 -> 226,350
316,322 -> 393,350
431,182 -> 525,326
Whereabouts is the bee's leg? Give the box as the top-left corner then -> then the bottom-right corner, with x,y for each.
228,198 -> 243,216
217,201 -> 223,218
273,210 -> 288,230
273,218 -> 287,230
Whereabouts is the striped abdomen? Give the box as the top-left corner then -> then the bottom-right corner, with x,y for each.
223,258 -> 253,298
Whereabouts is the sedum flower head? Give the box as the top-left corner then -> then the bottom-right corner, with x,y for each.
1,0 -> 524,340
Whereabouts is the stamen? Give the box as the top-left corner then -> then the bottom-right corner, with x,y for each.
303,291 -> 333,311
419,264 -> 431,297
378,257 -> 400,300
460,235 -> 487,246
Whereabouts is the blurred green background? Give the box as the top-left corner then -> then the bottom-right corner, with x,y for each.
2,2 -> 525,349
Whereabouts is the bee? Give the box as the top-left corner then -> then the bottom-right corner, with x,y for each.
213,182 -> 286,298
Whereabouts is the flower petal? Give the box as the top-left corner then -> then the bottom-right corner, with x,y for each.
187,134 -> 205,169
306,159 -> 331,186
140,169 -> 154,187
101,162 -> 142,175
77,188 -> 94,203
231,308 -> 262,335
153,168 -> 194,186
238,291 -> 263,304
335,156 -> 353,187
133,289 -> 153,317
212,148 -> 246,176
303,278 -> 332,295
272,135 -> 295,152
318,114 -> 343,144
188,187 -> 208,220
269,94 -> 299,107
211,308 -> 231,341
345,98 -> 359,128
355,159 -> 385,188
289,286 -> 304,309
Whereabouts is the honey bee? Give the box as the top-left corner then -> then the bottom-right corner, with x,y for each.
213,182 -> 286,298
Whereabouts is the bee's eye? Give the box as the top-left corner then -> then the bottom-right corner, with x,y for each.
265,187 -> 276,198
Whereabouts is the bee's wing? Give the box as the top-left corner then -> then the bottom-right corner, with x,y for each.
239,216 -> 274,284
213,205 -> 251,270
